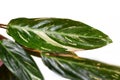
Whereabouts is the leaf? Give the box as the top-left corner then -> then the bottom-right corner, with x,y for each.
0,39 -> 44,80
0,64 -> 18,80
7,18 -> 112,53
41,53 -> 120,80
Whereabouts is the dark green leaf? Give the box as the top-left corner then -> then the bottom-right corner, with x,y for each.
7,18 -> 112,53
41,53 -> 120,80
0,39 -> 44,80
0,64 -> 18,80
0,35 -> 17,80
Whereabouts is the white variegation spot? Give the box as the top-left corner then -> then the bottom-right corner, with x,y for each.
32,20 -> 51,28
17,31 -> 28,43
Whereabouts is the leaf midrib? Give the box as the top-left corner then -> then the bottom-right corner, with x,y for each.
12,26 -> 105,39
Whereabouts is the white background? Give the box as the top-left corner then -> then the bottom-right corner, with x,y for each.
0,0 -> 120,80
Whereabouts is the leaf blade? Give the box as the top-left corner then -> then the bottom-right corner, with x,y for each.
7,18 -> 112,53
0,39 -> 44,80
41,53 -> 120,80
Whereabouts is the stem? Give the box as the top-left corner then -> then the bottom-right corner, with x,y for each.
0,24 -> 7,29
23,46 -> 41,57
46,52 -> 79,59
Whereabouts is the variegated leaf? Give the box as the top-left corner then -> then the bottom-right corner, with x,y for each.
42,53 -> 120,80
0,39 -> 44,80
7,18 -> 112,53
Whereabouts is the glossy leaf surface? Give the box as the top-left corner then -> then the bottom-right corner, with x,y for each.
42,53 -> 120,80
7,18 -> 112,53
0,39 -> 44,80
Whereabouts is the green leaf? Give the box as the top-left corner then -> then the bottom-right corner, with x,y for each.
0,64 -> 18,80
0,35 -> 17,80
7,18 -> 112,53
0,39 -> 44,80
41,53 -> 120,80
